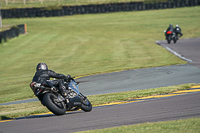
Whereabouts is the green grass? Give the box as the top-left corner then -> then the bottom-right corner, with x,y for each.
88,83 -> 196,105
0,83 -> 196,120
76,117 -> 200,133
0,6 -> 200,104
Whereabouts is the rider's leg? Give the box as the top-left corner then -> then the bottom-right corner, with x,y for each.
179,32 -> 183,38
48,79 -> 69,97
58,79 -> 69,97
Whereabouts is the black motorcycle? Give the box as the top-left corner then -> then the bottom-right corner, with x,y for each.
165,30 -> 177,44
31,78 -> 92,115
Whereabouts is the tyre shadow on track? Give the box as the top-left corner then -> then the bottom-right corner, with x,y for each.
0,110 -> 84,123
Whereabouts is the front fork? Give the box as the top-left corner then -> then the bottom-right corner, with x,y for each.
79,93 -> 87,101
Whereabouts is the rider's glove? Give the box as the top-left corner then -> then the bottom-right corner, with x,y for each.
65,74 -> 72,81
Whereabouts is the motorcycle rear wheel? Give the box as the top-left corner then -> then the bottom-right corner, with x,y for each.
167,38 -> 171,44
43,93 -> 66,115
81,99 -> 92,112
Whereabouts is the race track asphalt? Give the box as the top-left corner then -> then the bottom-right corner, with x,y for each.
1,38 -> 200,133
156,38 -> 200,68
1,64 -> 200,105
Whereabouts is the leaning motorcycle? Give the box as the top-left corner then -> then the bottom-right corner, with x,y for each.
164,30 -> 177,44
30,78 -> 92,115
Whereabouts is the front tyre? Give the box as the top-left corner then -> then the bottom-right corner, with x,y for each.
43,93 -> 66,115
173,35 -> 177,43
173,38 -> 177,43
81,99 -> 92,112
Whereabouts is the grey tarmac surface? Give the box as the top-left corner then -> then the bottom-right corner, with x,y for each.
1,64 -> 200,105
156,38 -> 200,68
76,64 -> 200,96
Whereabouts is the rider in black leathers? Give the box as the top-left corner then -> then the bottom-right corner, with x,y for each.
165,24 -> 174,39
174,24 -> 183,39
31,63 -> 71,101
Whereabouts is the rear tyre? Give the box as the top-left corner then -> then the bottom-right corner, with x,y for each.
43,93 -> 66,115
81,99 -> 92,112
167,38 -> 171,44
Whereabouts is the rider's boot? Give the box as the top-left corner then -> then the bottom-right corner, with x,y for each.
60,86 -> 69,97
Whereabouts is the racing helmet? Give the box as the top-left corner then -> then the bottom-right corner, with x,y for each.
176,24 -> 179,27
36,63 -> 48,71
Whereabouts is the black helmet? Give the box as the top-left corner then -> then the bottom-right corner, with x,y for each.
36,63 -> 48,71
169,24 -> 173,27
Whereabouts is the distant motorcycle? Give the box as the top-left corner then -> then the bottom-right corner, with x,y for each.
164,30 -> 177,44
31,77 -> 92,115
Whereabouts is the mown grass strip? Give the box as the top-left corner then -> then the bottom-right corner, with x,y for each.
0,83 -> 196,120
76,117 -> 200,133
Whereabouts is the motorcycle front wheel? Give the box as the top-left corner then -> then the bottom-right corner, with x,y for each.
173,36 -> 177,43
173,38 -> 177,43
43,93 -> 66,115
81,98 -> 92,112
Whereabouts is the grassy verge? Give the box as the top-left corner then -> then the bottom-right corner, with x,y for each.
1,7 -> 200,104
0,83 -> 196,120
76,117 -> 200,133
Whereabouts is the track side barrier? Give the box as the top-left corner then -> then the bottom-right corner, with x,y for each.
0,24 -> 27,43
